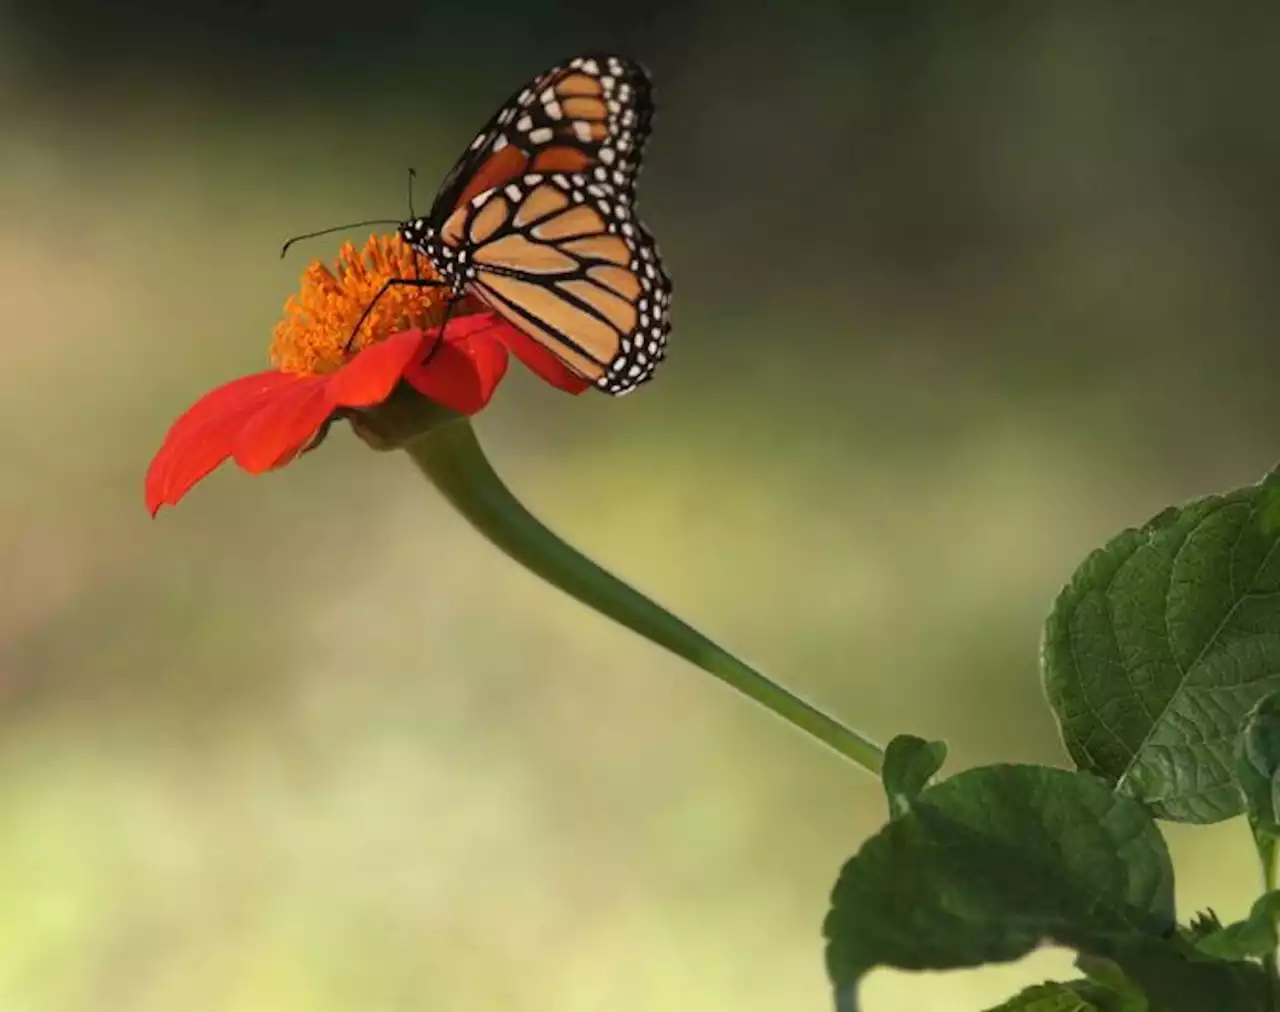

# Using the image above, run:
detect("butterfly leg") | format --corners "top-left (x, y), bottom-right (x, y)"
top-left (343, 277), bottom-right (448, 353)
top-left (418, 295), bottom-right (463, 369)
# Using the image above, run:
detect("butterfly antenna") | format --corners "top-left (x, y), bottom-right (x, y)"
top-left (407, 167), bottom-right (417, 218)
top-left (279, 218), bottom-right (402, 259)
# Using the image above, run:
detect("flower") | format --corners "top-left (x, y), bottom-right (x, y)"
top-left (145, 234), bottom-right (590, 515)
top-left (143, 238), bottom-right (886, 779)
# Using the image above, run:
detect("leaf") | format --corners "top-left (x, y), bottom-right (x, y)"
top-left (1260, 482), bottom-right (1280, 535)
top-left (1179, 909), bottom-right (1224, 944)
top-left (984, 981), bottom-right (1127, 1012)
top-left (1074, 954), bottom-right (1149, 1011)
top-left (882, 734), bottom-right (947, 818)
top-left (1237, 693), bottom-right (1280, 837)
top-left (1042, 468), bottom-right (1280, 823)
top-left (824, 764), bottom-right (1262, 1012)
top-left (1192, 892), bottom-right (1280, 961)
top-left (1106, 935), bottom-right (1269, 1009)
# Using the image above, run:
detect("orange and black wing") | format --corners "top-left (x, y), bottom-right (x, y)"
top-left (437, 171), bottom-right (670, 395)
top-left (428, 54), bottom-right (654, 224)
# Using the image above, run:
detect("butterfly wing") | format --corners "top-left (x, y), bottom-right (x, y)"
top-left (413, 53), bottom-right (668, 394)
top-left (428, 54), bottom-right (655, 224)
top-left (438, 172), bottom-right (670, 395)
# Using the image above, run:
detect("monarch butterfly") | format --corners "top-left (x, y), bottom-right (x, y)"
top-left (396, 53), bottom-right (672, 396)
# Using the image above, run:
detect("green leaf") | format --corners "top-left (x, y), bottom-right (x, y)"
top-left (1237, 694), bottom-right (1280, 837)
top-left (1042, 468), bottom-right (1280, 823)
top-left (1179, 909), bottom-right (1225, 944)
top-left (882, 734), bottom-right (947, 818)
top-left (1260, 482), bottom-right (1280, 535)
top-left (1074, 954), bottom-right (1149, 1011)
top-left (824, 764), bottom-right (1262, 1012)
top-left (1192, 892), bottom-right (1280, 961)
top-left (984, 981), bottom-right (1128, 1012)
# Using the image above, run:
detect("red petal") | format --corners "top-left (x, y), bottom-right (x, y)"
top-left (495, 321), bottom-right (594, 394)
top-left (145, 371), bottom-right (301, 515)
top-left (402, 315), bottom-right (511, 414)
top-left (231, 375), bottom-right (333, 474)
top-left (324, 329), bottom-right (429, 407)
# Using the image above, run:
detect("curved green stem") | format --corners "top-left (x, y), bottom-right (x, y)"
top-left (405, 418), bottom-right (884, 776)
top-left (1260, 833), bottom-right (1280, 1009)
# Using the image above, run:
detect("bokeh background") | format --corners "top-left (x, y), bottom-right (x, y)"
top-left (2, 2), bottom-right (1279, 1009)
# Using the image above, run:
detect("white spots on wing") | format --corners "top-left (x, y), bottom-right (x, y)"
top-left (448, 55), bottom-right (666, 397)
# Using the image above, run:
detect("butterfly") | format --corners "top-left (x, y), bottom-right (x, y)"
top-left (398, 53), bottom-right (671, 396)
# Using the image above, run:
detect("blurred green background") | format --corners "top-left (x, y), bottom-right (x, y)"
top-left (2, 2), bottom-right (1279, 1009)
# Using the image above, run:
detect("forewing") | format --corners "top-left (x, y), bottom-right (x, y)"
top-left (429, 54), bottom-right (655, 222)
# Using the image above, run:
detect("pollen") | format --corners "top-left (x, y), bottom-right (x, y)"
top-left (270, 234), bottom-right (450, 376)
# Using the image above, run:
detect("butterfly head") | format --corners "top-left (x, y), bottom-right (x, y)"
top-left (399, 216), bottom-right (468, 295)
top-left (399, 218), bottom-right (434, 250)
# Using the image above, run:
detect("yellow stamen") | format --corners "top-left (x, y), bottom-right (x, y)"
top-left (270, 234), bottom-right (450, 376)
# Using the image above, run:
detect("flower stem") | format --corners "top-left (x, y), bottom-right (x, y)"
top-left (406, 418), bottom-right (884, 776)
top-left (1260, 831), bottom-right (1280, 1009)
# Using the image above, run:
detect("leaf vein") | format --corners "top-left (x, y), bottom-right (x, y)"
top-left (1116, 503), bottom-right (1277, 795)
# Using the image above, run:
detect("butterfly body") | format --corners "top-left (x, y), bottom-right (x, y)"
top-left (400, 54), bottom-right (671, 395)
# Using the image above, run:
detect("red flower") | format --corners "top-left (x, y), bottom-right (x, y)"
top-left (145, 235), bottom-right (590, 515)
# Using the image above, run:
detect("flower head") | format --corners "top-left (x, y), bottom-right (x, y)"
top-left (145, 234), bottom-right (590, 514)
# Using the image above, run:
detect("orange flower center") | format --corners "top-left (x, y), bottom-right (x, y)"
top-left (270, 234), bottom-right (450, 376)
